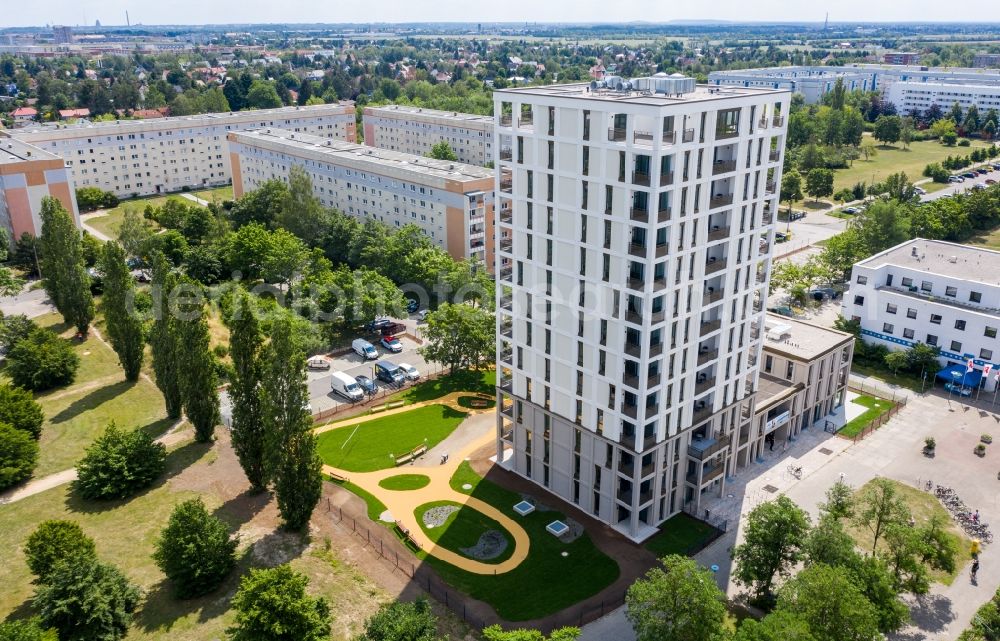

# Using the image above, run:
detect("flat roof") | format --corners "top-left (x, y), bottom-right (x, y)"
top-left (494, 82), bottom-right (787, 105)
top-left (755, 374), bottom-right (801, 413)
top-left (0, 138), bottom-right (61, 165)
top-left (763, 313), bottom-right (854, 361)
top-left (365, 104), bottom-right (492, 124)
top-left (856, 238), bottom-right (1000, 287)
top-left (11, 102), bottom-right (354, 135)
top-left (231, 128), bottom-right (494, 182)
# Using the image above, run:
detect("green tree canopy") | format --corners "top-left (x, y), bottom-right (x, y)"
top-left (419, 303), bottom-right (495, 371)
top-left (732, 496), bottom-right (811, 605)
top-left (153, 498), bottom-right (238, 598)
top-left (775, 564), bottom-right (881, 641)
top-left (5, 327), bottom-right (79, 392)
top-left (39, 196), bottom-right (94, 333)
top-left (34, 555), bottom-right (141, 641)
top-left (0, 382), bottom-right (45, 438)
top-left (626, 554), bottom-right (726, 641)
top-left (426, 140), bottom-right (458, 161)
top-left (98, 242), bottom-right (145, 381)
top-left (24, 520), bottom-right (97, 583)
top-left (227, 565), bottom-right (330, 641)
top-left (74, 422), bottom-right (167, 500)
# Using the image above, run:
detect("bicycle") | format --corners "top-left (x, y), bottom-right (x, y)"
top-left (787, 464), bottom-right (803, 479)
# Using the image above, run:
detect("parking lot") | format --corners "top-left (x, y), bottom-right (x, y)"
top-left (220, 314), bottom-right (443, 423)
top-left (921, 163), bottom-right (1000, 202)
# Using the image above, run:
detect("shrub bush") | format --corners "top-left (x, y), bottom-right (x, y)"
top-left (75, 422), bottom-right (166, 500)
top-left (153, 498), bottom-right (238, 598)
top-left (34, 555), bottom-right (141, 641)
top-left (0, 314), bottom-right (38, 353)
top-left (0, 382), bottom-right (45, 438)
top-left (5, 328), bottom-right (80, 391)
top-left (0, 422), bottom-right (38, 489)
top-left (228, 565), bottom-right (330, 641)
top-left (24, 520), bottom-right (98, 583)
top-left (0, 618), bottom-right (57, 641)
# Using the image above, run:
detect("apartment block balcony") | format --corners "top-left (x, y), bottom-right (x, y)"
top-left (518, 113), bottom-right (534, 128)
top-left (621, 403), bottom-right (639, 419)
top-left (499, 295), bottom-right (513, 311)
top-left (500, 322), bottom-right (513, 339)
top-left (625, 308), bottom-right (643, 325)
top-left (700, 319), bottom-right (722, 336)
top-left (765, 181), bottom-right (776, 195)
top-left (647, 371), bottom-right (662, 387)
top-left (707, 226), bottom-right (731, 243)
top-left (498, 267), bottom-right (512, 282)
top-left (704, 288), bottom-right (724, 305)
top-left (687, 463), bottom-right (724, 486)
top-left (500, 114), bottom-right (512, 127)
top-left (499, 347), bottom-right (513, 364)
top-left (761, 212), bottom-right (773, 225)
top-left (657, 206), bottom-right (671, 223)
top-left (712, 160), bottom-right (737, 175)
top-left (649, 342), bottom-right (664, 357)
top-left (759, 242), bottom-right (771, 255)
top-left (625, 341), bottom-right (642, 358)
top-left (769, 150), bottom-right (780, 162)
top-left (632, 171), bottom-right (651, 187)
top-left (500, 398), bottom-right (514, 417)
top-left (682, 128), bottom-right (695, 143)
top-left (499, 148), bottom-right (513, 161)
top-left (499, 239), bottom-right (513, 253)
top-left (663, 130), bottom-right (676, 144)
top-left (500, 176), bottom-right (513, 193)
top-left (500, 210), bottom-right (512, 225)
top-left (758, 116), bottom-right (768, 128)
top-left (773, 115), bottom-right (784, 127)
top-left (716, 128), bottom-right (740, 140)
top-left (627, 276), bottom-right (645, 291)
top-left (710, 194), bottom-right (734, 209)
top-left (695, 376), bottom-right (717, 396)
top-left (691, 405), bottom-right (713, 426)
top-left (623, 373), bottom-right (640, 390)
top-left (697, 348), bottom-right (719, 366)
top-left (654, 243), bottom-right (670, 258)
top-left (630, 207), bottom-right (649, 223)
top-left (688, 433), bottom-right (731, 461)
top-left (705, 258), bottom-right (727, 275)
top-left (659, 171), bottom-right (674, 187)
top-left (608, 127), bottom-right (628, 142)
top-left (628, 243), bottom-right (647, 258)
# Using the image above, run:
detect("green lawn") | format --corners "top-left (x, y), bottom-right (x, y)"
top-left (85, 196), bottom-right (166, 239)
top-left (315, 405), bottom-right (468, 472)
top-left (851, 362), bottom-right (925, 394)
top-left (189, 185), bottom-right (234, 203)
top-left (415, 500), bottom-right (515, 565)
top-left (394, 369), bottom-right (495, 405)
top-left (839, 394), bottom-right (897, 438)
top-left (439, 462), bottom-right (620, 621)
top-left (846, 479), bottom-right (971, 586)
top-left (644, 513), bottom-right (721, 558)
top-left (832, 135), bottom-right (991, 194)
top-left (378, 474), bottom-right (431, 491)
top-left (970, 224), bottom-right (1000, 251)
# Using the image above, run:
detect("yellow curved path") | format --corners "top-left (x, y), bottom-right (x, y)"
top-left (323, 411), bottom-right (531, 575)
top-left (313, 391), bottom-right (493, 436)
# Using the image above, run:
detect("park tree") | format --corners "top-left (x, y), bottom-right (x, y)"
top-left (153, 498), bottom-right (238, 598)
top-left (949, 101), bottom-right (964, 126)
top-left (228, 179), bottom-right (289, 229)
top-left (98, 242), bottom-right (144, 381)
top-left (850, 200), bottom-right (911, 257)
top-left (482, 627), bottom-right (581, 641)
top-left (277, 165), bottom-right (329, 242)
top-left (175, 280), bottom-right (220, 443)
top-left (244, 80), bottom-right (282, 109)
top-left (74, 422), bottom-right (166, 500)
top-left (882, 523), bottom-right (930, 595)
top-left (0, 383), bottom-right (45, 438)
top-left (732, 496), bottom-right (811, 606)
top-left (803, 515), bottom-right (859, 569)
top-left (780, 170), bottom-right (803, 214)
top-left (224, 223), bottom-right (309, 288)
top-left (626, 555), bottom-right (726, 641)
top-left (859, 139), bottom-right (878, 161)
top-left (226, 289), bottom-right (268, 492)
top-left (39, 197), bottom-right (94, 333)
top-left (885, 350), bottom-right (910, 375)
top-left (733, 610), bottom-right (816, 641)
top-left (873, 115), bottom-right (902, 145)
top-left (840, 107), bottom-right (865, 147)
top-left (0, 314), bottom-right (37, 353)
top-left (849, 555), bottom-right (910, 633)
top-left (917, 514), bottom-right (958, 575)
top-left (0, 422), bottom-right (38, 489)
top-left (882, 172), bottom-right (916, 202)
top-left (426, 140), bottom-right (458, 161)
top-left (34, 555), bottom-right (141, 641)
top-left (261, 315), bottom-right (323, 531)
top-left (805, 168), bottom-right (834, 203)
top-left (227, 565), bottom-right (330, 641)
top-left (24, 520), bottom-right (97, 583)
top-left (0, 619), bottom-right (57, 641)
top-left (149, 253), bottom-right (183, 419)
top-left (357, 598), bottom-right (438, 641)
top-left (6, 327), bottom-right (79, 391)
top-left (818, 479), bottom-right (855, 520)
top-left (419, 303), bottom-right (495, 371)
top-left (776, 564), bottom-right (881, 641)
top-left (854, 478), bottom-right (911, 555)
top-left (964, 105), bottom-right (981, 133)
top-left (930, 117), bottom-right (957, 142)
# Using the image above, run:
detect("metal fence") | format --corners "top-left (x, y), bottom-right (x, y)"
top-left (324, 500), bottom-right (629, 632)
top-left (841, 383), bottom-right (908, 443)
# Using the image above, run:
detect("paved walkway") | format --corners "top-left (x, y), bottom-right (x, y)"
top-left (322, 407), bottom-right (534, 576)
top-left (180, 193), bottom-right (210, 207)
top-left (312, 391), bottom-right (492, 436)
top-left (78, 210), bottom-right (113, 241)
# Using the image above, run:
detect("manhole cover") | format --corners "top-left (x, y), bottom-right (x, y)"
top-left (763, 484), bottom-right (779, 493)
top-left (727, 494), bottom-right (735, 498)
top-left (819, 448), bottom-right (833, 455)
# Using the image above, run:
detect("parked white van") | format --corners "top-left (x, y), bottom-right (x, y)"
top-left (352, 338), bottom-right (378, 360)
top-left (330, 371), bottom-right (364, 402)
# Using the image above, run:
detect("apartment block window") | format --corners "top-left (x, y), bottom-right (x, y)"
top-left (926, 334), bottom-right (938, 346)
top-left (971, 291), bottom-right (983, 303)
top-left (582, 146), bottom-right (590, 176)
top-left (526, 170), bottom-right (533, 198)
top-left (602, 254), bottom-right (610, 282)
top-left (547, 141), bottom-right (554, 169)
top-left (517, 136), bottom-right (524, 163)
top-left (950, 340), bottom-right (962, 352)
top-left (786, 361), bottom-right (794, 380)
top-left (547, 174), bottom-right (554, 202)
top-left (582, 110), bottom-right (591, 141)
top-left (886, 303), bottom-right (897, 314)
top-left (987, 326), bottom-right (998, 339)
top-left (921, 281), bottom-right (933, 293)
top-left (903, 328), bottom-right (915, 339)
top-left (955, 319), bottom-right (967, 331)
top-left (901, 277), bottom-right (913, 288)
top-left (853, 295), bottom-right (865, 306)
top-left (883, 323), bottom-right (894, 334)
top-left (930, 314), bottom-right (942, 325)
top-left (945, 286), bottom-right (958, 297)
top-left (907, 308), bottom-right (917, 319)
top-left (548, 106), bottom-right (555, 136)
top-left (605, 185), bottom-right (614, 215)
top-left (764, 354), bottom-right (773, 373)
top-left (856, 275), bottom-right (868, 285)
top-left (981, 348), bottom-right (994, 360)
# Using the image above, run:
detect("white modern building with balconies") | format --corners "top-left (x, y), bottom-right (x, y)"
top-left (492, 77), bottom-right (789, 540)
top-left (843, 239), bottom-right (1000, 387)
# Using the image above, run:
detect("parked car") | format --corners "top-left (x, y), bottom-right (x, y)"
top-left (767, 306), bottom-right (794, 317)
top-left (992, 163), bottom-right (1000, 170)
top-left (352, 338), bottom-right (378, 360)
top-left (416, 309), bottom-right (430, 322)
top-left (972, 183), bottom-right (987, 191)
top-left (986, 179), bottom-right (997, 185)
top-left (962, 172), bottom-right (978, 179)
top-left (775, 232), bottom-right (790, 243)
top-left (913, 186), bottom-right (926, 195)
top-left (380, 335), bottom-right (403, 353)
top-left (379, 322), bottom-right (406, 336)
top-left (977, 167), bottom-right (990, 174)
top-left (306, 357), bottom-right (331, 371)
top-left (949, 176), bottom-right (964, 183)
top-left (842, 207), bottom-right (859, 214)
top-left (786, 211), bottom-right (805, 221)
top-left (355, 375), bottom-right (378, 396)
top-left (944, 382), bottom-right (972, 397)
top-left (367, 318), bottom-right (392, 332)
top-left (374, 360), bottom-right (406, 387)
top-left (397, 363), bottom-right (420, 381)
top-left (406, 298), bottom-right (420, 314)
top-left (330, 371), bottom-right (364, 402)
top-left (808, 287), bottom-right (841, 301)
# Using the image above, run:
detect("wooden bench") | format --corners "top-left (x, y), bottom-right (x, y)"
top-left (395, 520), bottom-right (420, 549)
top-left (393, 444), bottom-right (428, 467)
top-left (327, 471), bottom-right (349, 483)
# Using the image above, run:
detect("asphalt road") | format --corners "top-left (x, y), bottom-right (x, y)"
top-left (0, 285), bottom-right (56, 319)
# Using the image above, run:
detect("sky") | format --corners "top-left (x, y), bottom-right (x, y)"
top-left (8, 0), bottom-right (1000, 28)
